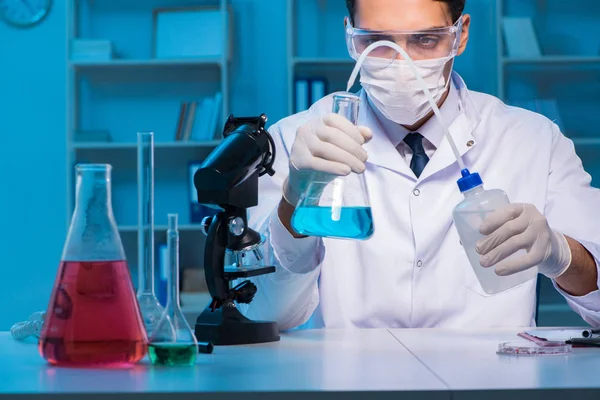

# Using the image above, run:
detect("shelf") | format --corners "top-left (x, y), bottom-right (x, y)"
top-left (572, 138), bottom-right (600, 146)
top-left (70, 57), bottom-right (223, 69)
top-left (293, 57), bottom-right (355, 65)
top-left (119, 224), bottom-right (205, 233)
top-left (537, 303), bottom-right (574, 313)
top-left (72, 140), bottom-right (222, 150)
top-left (503, 56), bottom-right (600, 65)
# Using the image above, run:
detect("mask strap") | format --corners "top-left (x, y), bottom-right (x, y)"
top-left (346, 41), bottom-right (465, 171)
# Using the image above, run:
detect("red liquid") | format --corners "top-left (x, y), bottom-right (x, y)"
top-left (39, 260), bottom-right (148, 367)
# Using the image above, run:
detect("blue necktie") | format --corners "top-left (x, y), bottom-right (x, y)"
top-left (403, 133), bottom-right (430, 178)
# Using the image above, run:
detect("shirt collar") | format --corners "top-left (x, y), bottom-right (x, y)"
top-left (368, 78), bottom-right (462, 149)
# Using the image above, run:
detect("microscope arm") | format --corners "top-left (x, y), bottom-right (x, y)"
top-left (203, 212), bottom-right (229, 309)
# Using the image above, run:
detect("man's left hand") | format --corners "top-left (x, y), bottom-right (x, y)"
top-left (476, 204), bottom-right (572, 279)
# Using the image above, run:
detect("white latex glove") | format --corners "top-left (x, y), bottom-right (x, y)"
top-left (283, 113), bottom-right (373, 206)
top-left (475, 204), bottom-right (572, 279)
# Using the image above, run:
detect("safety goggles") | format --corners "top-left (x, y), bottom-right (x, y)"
top-left (346, 17), bottom-right (463, 62)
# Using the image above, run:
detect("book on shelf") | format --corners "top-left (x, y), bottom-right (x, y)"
top-left (175, 92), bottom-right (223, 141)
top-left (310, 79), bottom-right (326, 105)
top-left (175, 102), bottom-right (188, 141)
top-left (502, 17), bottom-right (541, 58)
top-left (294, 79), bottom-right (309, 113)
top-left (181, 101), bottom-right (198, 141)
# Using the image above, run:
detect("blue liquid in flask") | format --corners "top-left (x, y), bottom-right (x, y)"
top-left (291, 205), bottom-right (374, 240)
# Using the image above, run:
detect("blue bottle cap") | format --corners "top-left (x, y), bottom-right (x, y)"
top-left (457, 169), bottom-right (483, 192)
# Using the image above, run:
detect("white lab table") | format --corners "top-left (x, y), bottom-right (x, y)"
top-left (0, 328), bottom-right (599, 399)
top-left (389, 328), bottom-right (600, 399)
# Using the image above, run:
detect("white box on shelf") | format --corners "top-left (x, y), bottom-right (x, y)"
top-left (502, 17), bottom-right (542, 58)
top-left (71, 39), bottom-right (113, 61)
top-left (153, 7), bottom-right (226, 59)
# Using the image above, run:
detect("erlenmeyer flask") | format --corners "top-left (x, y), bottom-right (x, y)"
top-left (136, 132), bottom-right (165, 335)
top-left (39, 164), bottom-right (147, 367)
top-left (148, 214), bottom-right (198, 366)
top-left (292, 93), bottom-right (374, 240)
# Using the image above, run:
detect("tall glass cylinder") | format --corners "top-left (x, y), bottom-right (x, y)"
top-left (137, 132), bottom-right (164, 335)
top-left (291, 93), bottom-right (374, 240)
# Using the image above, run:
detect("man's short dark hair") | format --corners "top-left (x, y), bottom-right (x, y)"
top-left (345, 0), bottom-right (466, 25)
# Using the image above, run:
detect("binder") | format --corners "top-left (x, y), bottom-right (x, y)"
top-left (310, 78), bottom-right (326, 105)
top-left (294, 79), bottom-right (309, 113)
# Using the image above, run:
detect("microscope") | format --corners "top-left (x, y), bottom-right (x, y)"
top-left (193, 114), bottom-right (280, 346)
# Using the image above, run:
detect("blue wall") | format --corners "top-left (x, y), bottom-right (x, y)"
top-left (0, 2), bottom-right (67, 329)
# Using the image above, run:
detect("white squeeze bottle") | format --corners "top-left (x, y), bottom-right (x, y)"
top-left (452, 169), bottom-right (538, 295)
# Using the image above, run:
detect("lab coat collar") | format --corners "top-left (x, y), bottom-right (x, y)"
top-left (360, 71), bottom-right (481, 181)
top-left (418, 72), bottom-right (481, 182)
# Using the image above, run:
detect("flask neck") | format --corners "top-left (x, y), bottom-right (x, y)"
top-left (63, 164), bottom-right (124, 262)
top-left (166, 228), bottom-right (182, 311)
top-left (74, 165), bottom-right (114, 212)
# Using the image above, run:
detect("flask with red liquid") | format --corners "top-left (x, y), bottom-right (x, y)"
top-left (39, 164), bottom-right (148, 367)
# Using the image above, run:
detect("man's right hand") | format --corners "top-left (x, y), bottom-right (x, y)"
top-left (279, 113), bottom-right (373, 236)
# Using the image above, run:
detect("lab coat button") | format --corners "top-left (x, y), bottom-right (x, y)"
top-left (413, 189), bottom-right (421, 196)
top-left (417, 260), bottom-right (423, 268)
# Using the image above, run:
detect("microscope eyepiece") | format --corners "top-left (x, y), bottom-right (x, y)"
top-left (194, 114), bottom-right (276, 209)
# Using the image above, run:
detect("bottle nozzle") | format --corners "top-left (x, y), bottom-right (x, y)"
top-left (457, 169), bottom-right (483, 193)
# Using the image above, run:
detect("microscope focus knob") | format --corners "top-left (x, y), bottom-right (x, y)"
top-left (201, 216), bottom-right (213, 236)
top-left (228, 217), bottom-right (245, 236)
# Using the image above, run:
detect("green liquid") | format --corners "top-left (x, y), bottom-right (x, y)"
top-left (148, 343), bottom-right (197, 366)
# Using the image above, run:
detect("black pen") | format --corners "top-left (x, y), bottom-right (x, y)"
top-left (567, 337), bottom-right (600, 347)
top-left (582, 329), bottom-right (600, 338)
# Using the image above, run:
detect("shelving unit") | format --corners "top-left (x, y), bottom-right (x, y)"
top-left (286, 0), bottom-right (357, 116)
top-left (65, 0), bottom-right (231, 299)
top-left (503, 56), bottom-right (600, 65)
top-left (496, 0), bottom-right (599, 326)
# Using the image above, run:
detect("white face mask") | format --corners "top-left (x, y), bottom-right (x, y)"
top-left (347, 41), bottom-right (455, 127)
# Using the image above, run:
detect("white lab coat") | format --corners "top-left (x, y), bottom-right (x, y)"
top-left (239, 72), bottom-right (600, 330)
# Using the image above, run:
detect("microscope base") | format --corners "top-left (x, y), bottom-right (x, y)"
top-left (194, 304), bottom-right (280, 346)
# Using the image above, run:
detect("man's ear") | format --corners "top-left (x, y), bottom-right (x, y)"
top-left (457, 14), bottom-right (471, 56)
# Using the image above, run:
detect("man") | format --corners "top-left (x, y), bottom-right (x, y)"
top-left (239, 0), bottom-right (600, 330)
